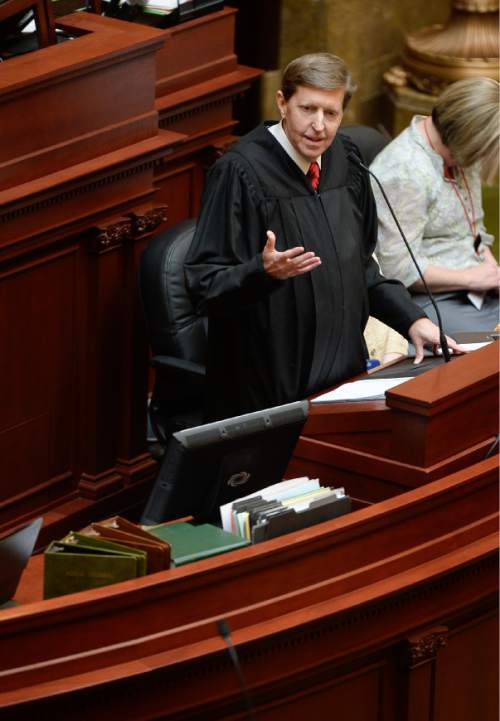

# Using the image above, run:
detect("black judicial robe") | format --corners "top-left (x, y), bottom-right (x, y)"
top-left (185, 123), bottom-right (424, 421)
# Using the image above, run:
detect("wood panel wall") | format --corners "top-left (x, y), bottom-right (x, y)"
top-left (0, 8), bottom-right (260, 542)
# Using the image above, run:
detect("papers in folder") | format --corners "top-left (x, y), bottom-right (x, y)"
top-left (220, 477), bottom-right (351, 544)
top-left (311, 377), bottom-right (411, 403)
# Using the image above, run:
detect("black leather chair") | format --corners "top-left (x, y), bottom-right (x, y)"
top-left (139, 218), bottom-right (206, 451)
top-left (340, 124), bottom-right (390, 165)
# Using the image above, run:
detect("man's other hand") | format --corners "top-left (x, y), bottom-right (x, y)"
top-left (408, 317), bottom-right (465, 364)
top-left (263, 230), bottom-right (321, 280)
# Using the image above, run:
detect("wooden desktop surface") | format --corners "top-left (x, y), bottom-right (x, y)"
top-left (288, 343), bottom-right (499, 503)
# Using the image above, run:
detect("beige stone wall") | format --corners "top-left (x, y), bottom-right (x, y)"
top-left (262, 0), bottom-right (450, 129)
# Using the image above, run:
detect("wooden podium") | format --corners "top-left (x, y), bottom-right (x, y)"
top-left (288, 343), bottom-right (499, 501)
top-left (1, 346), bottom-right (498, 720)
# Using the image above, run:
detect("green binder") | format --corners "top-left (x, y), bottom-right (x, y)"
top-left (44, 532), bottom-right (147, 599)
top-left (147, 522), bottom-right (250, 566)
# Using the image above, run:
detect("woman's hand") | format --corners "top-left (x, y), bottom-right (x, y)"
top-left (464, 261), bottom-right (500, 292)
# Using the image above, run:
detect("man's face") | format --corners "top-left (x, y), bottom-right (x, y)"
top-left (276, 85), bottom-right (345, 162)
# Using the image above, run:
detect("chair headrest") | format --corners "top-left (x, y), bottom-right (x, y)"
top-left (339, 125), bottom-right (389, 166)
top-left (140, 218), bottom-right (206, 364)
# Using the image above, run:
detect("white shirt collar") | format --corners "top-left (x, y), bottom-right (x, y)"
top-left (268, 121), bottom-right (322, 174)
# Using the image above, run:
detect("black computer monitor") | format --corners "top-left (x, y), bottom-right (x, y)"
top-left (140, 400), bottom-right (309, 525)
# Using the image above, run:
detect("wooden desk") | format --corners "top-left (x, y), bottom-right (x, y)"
top-left (1, 345), bottom-right (498, 719)
top-left (2, 455), bottom-right (498, 721)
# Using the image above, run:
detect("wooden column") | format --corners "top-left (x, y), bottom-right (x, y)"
top-left (399, 626), bottom-right (448, 721)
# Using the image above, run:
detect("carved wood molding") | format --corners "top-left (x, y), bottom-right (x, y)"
top-left (0, 162), bottom-right (155, 225)
top-left (209, 135), bottom-right (239, 161)
top-left (159, 94), bottom-right (236, 128)
top-left (78, 470), bottom-right (124, 500)
top-left (194, 135), bottom-right (239, 171)
top-left (145, 554), bottom-right (496, 695)
top-left (405, 625), bottom-right (448, 667)
top-left (129, 206), bottom-right (168, 236)
top-left (87, 206), bottom-right (168, 253)
top-left (89, 219), bottom-right (134, 253)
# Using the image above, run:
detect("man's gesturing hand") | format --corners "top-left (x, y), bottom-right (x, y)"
top-left (262, 230), bottom-right (321, 280)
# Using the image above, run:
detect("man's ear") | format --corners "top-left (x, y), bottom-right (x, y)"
top-left (276, 90), bottom-right (286, 118)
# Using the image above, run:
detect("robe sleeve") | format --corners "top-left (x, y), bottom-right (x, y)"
top-left (355, 158), bottom-right (426, 337)
top-left (184, 156), bottom-right (282, 316)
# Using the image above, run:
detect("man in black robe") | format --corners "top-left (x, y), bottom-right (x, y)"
top-left (185, 53), bottom-right (460, 421)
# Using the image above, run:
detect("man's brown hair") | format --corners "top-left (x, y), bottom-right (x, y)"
top-left (281, 52), bottom-right (356, 108)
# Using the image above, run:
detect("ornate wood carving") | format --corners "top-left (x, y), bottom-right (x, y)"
top-left (89, 219), bottom-right (134, 253)
top-left (87, 206), bottom-right (168, 253)
top-left (129, 206), bottom-right (168, 236)
top-left (405, 626), bottom-right (448, 668)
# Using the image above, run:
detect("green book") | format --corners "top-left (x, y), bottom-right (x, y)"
top-left (65, 532), bottom-right (148, 576)
top-left (147, 522), bottom-right (250, 566)
top-left (44, 532), bottom-right (147, 599)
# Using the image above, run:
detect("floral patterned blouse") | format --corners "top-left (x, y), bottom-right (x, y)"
top-left (370, 115), bottom-right (493, 288)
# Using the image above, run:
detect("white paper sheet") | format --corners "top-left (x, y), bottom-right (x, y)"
top-left (311, 377), bottom-right (411, 404)
top-left (467, 291), bottom-right (485, 310)
top-left (219, 476), bottom-right (319, 532)
top-left (459, 342), bottom-right (492, 351)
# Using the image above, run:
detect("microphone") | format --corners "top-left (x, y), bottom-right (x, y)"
top-left (347, 151), bottom-right (451, 362)
top-left (217, 619), bottom-right (257, 721)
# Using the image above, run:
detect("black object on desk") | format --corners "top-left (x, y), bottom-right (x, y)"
top-left (0, 516), bottom-right (43, 607)
top-left (102, 0), bottom-right (224, 27)
top-left (141, 400), bottom-right (309, 525)
top-left (369, 355), bottom-right (458, 380)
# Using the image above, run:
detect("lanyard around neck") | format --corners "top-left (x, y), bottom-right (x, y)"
top-left (449, 167), bottom-right (478, 244)
top-left (424, 117), bottom-right (480, 253)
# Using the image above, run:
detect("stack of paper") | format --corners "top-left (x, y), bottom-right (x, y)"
top-left (220, 477), bottom-right (351, 544)
top-left (311, 378), bottom-right (411, 403)
top-left (141, 0), bottom-right (189, 14)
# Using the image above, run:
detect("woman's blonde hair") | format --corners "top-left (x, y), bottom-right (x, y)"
top-left (433, 77), bottom-right (499, 181)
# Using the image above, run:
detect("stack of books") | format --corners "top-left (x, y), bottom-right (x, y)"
top-left (220, 477), bottom-right (351, 544)
top-left (44, 517), bottom-right (249, 598)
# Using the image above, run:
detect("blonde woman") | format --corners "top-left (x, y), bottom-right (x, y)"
top-left (371, 77), bottom-right (499, 333)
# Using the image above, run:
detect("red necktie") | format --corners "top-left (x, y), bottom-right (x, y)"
top-left (307, 161), bottom-right (320, 191)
